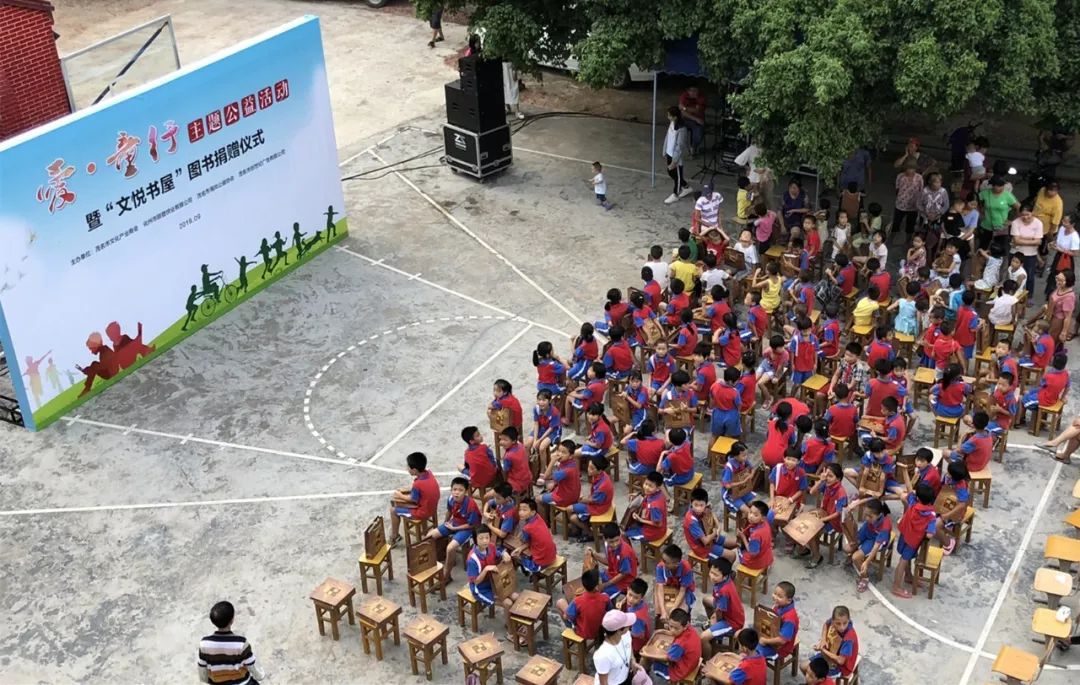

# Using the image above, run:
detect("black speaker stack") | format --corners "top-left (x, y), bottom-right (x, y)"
top-left (443, 56), bottom-right (512, 180)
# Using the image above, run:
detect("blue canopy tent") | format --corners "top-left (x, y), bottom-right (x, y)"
top-left (651, 37), bottom-right (704, 186)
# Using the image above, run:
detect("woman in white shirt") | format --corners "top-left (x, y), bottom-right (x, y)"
top-left (663, 106), bottom-right (692, 205)
top-left (1045, 212), bottom-right (1080, 299)
top-left (593, 610), bottom-right (652, 685)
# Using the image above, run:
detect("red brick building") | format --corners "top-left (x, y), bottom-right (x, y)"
top-left (0, 0), bottom-right (71, 141)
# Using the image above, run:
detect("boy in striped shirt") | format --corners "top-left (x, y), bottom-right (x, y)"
top-left (198, 601), bottom-right (265, 685)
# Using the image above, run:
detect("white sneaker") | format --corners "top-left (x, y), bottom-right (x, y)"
top-left (664, 193), bottom-right (679, 204)
top-left (678, 186), bottom-right (693, 198)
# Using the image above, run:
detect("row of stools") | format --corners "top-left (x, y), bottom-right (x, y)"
top-left (989, 478), bottom-right (1080, 684)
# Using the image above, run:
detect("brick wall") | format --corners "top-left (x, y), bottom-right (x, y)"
top-left (0, 2), bottom-right (71, 141)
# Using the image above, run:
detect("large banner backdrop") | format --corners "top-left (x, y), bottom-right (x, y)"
top-left (0, 16), bottom-right (347, 430)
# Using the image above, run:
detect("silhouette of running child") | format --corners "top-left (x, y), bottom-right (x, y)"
top-left (107, 321), bottom-right (155, 372)
top-left (45, 358), bottom-right (62, 393)
top-left (76, 333), bottom-right (117, 397)
top-left (303, 229), bottom-right (324, 254)
top-left (200, 264), bottom-right (223, 301)
top-left (255, 239), bottom-right (274, 279)
top-left (64, 369), bottom-right (77, 386)
top-left (291, 222), bottom-right (307, 260)
top-left (324, 204), bottom-right (338, 238)
top-left (234, 255), bottom-right (253, 293)
top-left (182, 285), bottom-right (199, 331)
top-left (271, 231), bottom-right (288, 268)
top-left (21, 350), bottom-right (52, 408)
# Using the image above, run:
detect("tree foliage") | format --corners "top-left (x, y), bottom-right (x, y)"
top-left (413, 0), bottom-right (1076, 177)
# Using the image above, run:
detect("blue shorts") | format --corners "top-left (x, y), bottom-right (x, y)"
top-left (652, 663), bottom-right (673, 681)
top-left (932, 402), bottom-right (964, 418)
top-left (858, 539), bottom-right (877, 555)
top-left (625, 525), bottom-right (646, 541)
top-left (571, 502), bottom-right (591, 520)
top-left (607, 370), bottom-right (631, 381)
top-left (723, 491), bottom-right (754, 512)
top-left (757, 643), bottom-right (779, 659)
top-left (711, 409), bottom-right (742, 437)
top-left (582, 444), bottom-right (604, 458)
top-left (394, 506), bottom-right (417, 517)
top-left (707, 540), bottom-right (728, 559)
top-left (538, 382), bottom-right (564, 395)
top-left (740, 329), bottom-right (755, 343)
top-left (470, 582), bottom-right (496, 607)
top-left (663, 470), bottom-right (695, 487)
top-left (519, 556), bottom-right (542, 574)
top-left (631, 410), bottom-right (648, 430)
top-left (792, 370), bottom-right (814, 385)
top-left (1022, 389), bottom-right (1040, 409)
top-left (628, 459), bottom-right (654, 476)
top-left (962, 344), bottom-right (974, 360)
top-left (885, 478), bottom-right (901, 490)
top-left (896, 536), bottom-right (919, 561)
top-left (987, 420), bottom-right (1007, 435)
top-left (707, 620), bottom-right (735, 638)
top-left (540, 492), bottom-right (556, 505)
top-left (568, 360), bottom-right (590, 381)
top-left (598, 571), bottom-right (622, 599)
top-left (437, 525), bottom-right (473, 546)
top-left (594, 321), bottom-right (611, 335)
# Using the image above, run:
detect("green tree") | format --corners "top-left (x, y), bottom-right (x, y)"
top-left (415, 0), bottom-right (1072, 177)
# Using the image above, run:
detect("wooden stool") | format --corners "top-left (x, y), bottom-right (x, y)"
top-left (948, 508), bottom-right (976, 552)
top-left (1065, 507), bottom-right (1080, 535)
top-left (457, 586), bottom-right (496, 632)
top-left (403, 515), bottom-right (436, 547)
top-left (722, 499), bottom-right (745, 532)
top-left (912, 543), bottom-right (942, 599)
top-left (561, 628), bottom-right (590, 674)
top-left (894, 332), bottom-right (916, 361)
top-left (358, 543), bottom-right (393, 596)
top-left (971, 347), bottom-right (995, 378)
top-left (1018, 364), bottom-right (1044, 396)
top-left (309, 578), bottom-right (356, 641)
top-left (508, 590), bottom-right (551, 656)
top-left (357, 596), bottom-right (402, 661)
top-left (765, 639), bottom-right (800, 685)
top-left (708, 436), bottom-right (737, 480)
top-left (459, 633), bottom-right (505, 685)
top-left (551, 504), bottom-right (573, 540)
top-left (969, 467), bottom-right (992, 508)
top-left (404, 616), bottom-right (448, 680)
top-left (515, 655), bottom-right (563, 685)
top-left (991, 644), bottom-right (1041, 685)
top-left (407, 560), bottom-right (446, 614)
top-left (605, 445), bottom-right (621, 483)
top-left (831, 436), bottom-right (851, 464)
top-left (532, 555), bottom-right (568, 594)
top-left (672, 472), bottom-right (703, 514)
top-left (870, 530), bottom-right (897, 580)
top-left (571, 675), bottom-right (593, 685)
top-left (735, 563), bottom-right (768, 606)
top-left (1044, 535), bottom-right (1080, 574)
top-left (913, 367), bottom-right (937, 411)
top-left (1074, 478), bottom-right (1080, 498)
top-left (1032, 607), bottom-right (1073, 649)
top-left (799, 374), bottom-right (829, 406)
top-left (932, 416), bottom-right (959, 448)
top-left (852, 324), bottom-right (873, 347)
top-left (992, 429), bottom-right (1009, 463)
top-left (1031, 400), bottom-right (1064, 438)
top-left (688, 551), bottom-right (711, 594)
top-left (628, 470), bottom-right (646, 496)
top-left (589, 506), bottom-right (617, 553)
top-left (1033, 567), bottom-right (1073, 610)
top-left (639, 529), bottom-right (674, 574)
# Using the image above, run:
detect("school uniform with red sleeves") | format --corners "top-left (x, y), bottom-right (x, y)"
top-left (502, 442), bottom-right (533, 493)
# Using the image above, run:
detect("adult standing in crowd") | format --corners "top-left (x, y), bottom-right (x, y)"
top-left (977, 176), bottom-right (1019, 251)
top-left (663, 106), bottom-right (692, 204)
top-left (892, 161), bottom-right (923, 238)
top-left (838, 147), bottom-right (873, 194)
top-left (917, 172), bottom-right (949, 251)
top-left (426, 4), bottom-right (445, 48)
top-left (1045, 212), bottom-right (1079, 300)
top-left (893, 137), bottom-right (936, 175)
top-left (679, 86), bottom-right (706, 157)
top-left (735, 143), bottom-right (773, 205)
top-left (1011, 203), bottom-right (1044, 301)
top-left (1034, 181), bottom-right (1064, 258)
top-left (1043, 270), bottom-right (1076, 344)
top-left (781, 177), bottom-right (810, 235)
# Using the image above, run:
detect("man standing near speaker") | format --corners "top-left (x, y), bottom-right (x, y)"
top-left (427, 5), bottom-right (445, 49)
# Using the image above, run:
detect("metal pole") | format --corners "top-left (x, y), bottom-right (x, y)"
top-left (651, 72), bottom-right (657, 188)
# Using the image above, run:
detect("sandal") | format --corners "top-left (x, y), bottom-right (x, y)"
top-left (892, 588), bottom-right (913, 599)
top-left (805, 555), bottom-right (825, 569)
top-left (856, 578), bottom-right (869, 594)
top-left (1052, 452), bottom-right (1072, 464)
top-left (388, 535), bottom-right (402, 549)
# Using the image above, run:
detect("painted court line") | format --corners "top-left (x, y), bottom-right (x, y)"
top-left (367, 148), bottom-right (585, 328)
top-left (365, 322), bottom-right (534, 464)
top-left (514, 146), bottom-right (653, 176)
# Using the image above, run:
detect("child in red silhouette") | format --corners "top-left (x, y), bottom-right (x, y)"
top-left (106, 321), bottom-right (155, 371)
top-left (76, 332), bottom-right (119, 396)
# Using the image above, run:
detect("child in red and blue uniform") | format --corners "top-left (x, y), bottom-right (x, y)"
top-left (569, 454), bottom-right (615, 541)
top-left (654, 545), bottom-right (697, 616)
top-left (954, 290), bottom-right (981, 359)
top-left (863, 359), bottom-right (901, 418)
top-left (570, 362), bottom-right (608, 415)
top-left (736, 351), bottom-right (758, 415)
top-left (919, 309), bottom-right (943, 368)
top-left (818, 303), bottom-right (842, 360)
top-left (738, 501), bottom-right (774, 572)
top-left (466, 525), bottom-right (514, 608)
top-left (629, 291), bottom-right (656, 348)
top-left (525, 389), bottom-right (562, 461)
top-left (950, 411), bottom-right (994, 472)
top-left (771, 449), bottom-right (808, 511)
top-left (890, 357), bottom-right (915, 415)
top-left (692, 343), bottom-right (717, 406)
top-left (866, 326), bottom-right (895, 370)
top-left (652, 608), bottom-right (702, 682)
top-left (845, 498), bottom-right (893, 593)
top-left (805, 464), bottom-right (848, 569)
top-left (880, 397), bottom-right (907, 453)
top-left (532, 341), bottom-right (566, 395)
top-left (664, 279), bottom-right (691, 327)
top-left (908, 448), bottom-right (941, 498)
top-left (568, 323), bottom-right (599, 382)
top-left (660, 428), bottom-right (695, 488)
top-left (647, 340), bottom-right (677, 396)
top-left (793, 269), bottom-right (817, 314)
top-left (490, 379), bottom-right (524, 434)
top-left (459, 425), bottom-right (499, 491)
top-left (595, 287), bottom-right (629, 337)
top-left (756, 582), bottom-right (799, 665)
top-left (937, 461), bottom-right (970, 555)
top-left (1019, 353), bottom-right (1069, 427)
top-left (624, 371), bottom-right (651, 432)
top-left (699, 557), bottom-right (744, 650)
top-left (986, 372), bottom-right (1018, 436)
top-left (673, 309), bottom-right (700, 358)
top-left (685, 488), bottom-right (728, 560)
top-left (866, 257), bottom-right (891, 303)
top-left (641, 266), bottom-right (663, 308)
top-left (710, 366), bottom-right (743, 438)
top-left (579, 403), bottom-right (614, 460)
top-left (425, 477), bottom-right (481, 585)
top-left (556, 568), bottom-right (612, 640)
top-left (701, 284), bottom-right (733, 339)
top-left (832, 253), bottom-right (857, 297)
top-left (824, 383), bottom-right (860, 442)
top-left (713, 627), bottom-right (766, 685)
top-left (892, 482), bottom-right (938, 599)
top-left (808, 607), bottom-right (858, 680)
top-left (626, 577), bottom-right (653, 654)
top-left (743, 291), bottom-right (769, 344)
top-left (499, 427), bottom-right (533, 495)
top-left (626, 418), bottom-right (665, 475)
top-left (930, 363), bottom-right (970, 418)
top-left (1020, 320), bottom-right (1055, 370)
top-left (515, 497), bottom-right (556, 574)
top-left (660, 371), bottom-right (699, 436)
top-left (931, 321), bottom-right (963, 377)
top-left (389, 452), bottom-right (441, 547)
top-left (801, 419), bottom-right (837, 476)
top-left (484, 482), bottom-right (518, 547)
top-left (626, 471), bottom-right (668, 542)
top-left (538, 439), bottom-right (581, 515)
top-left (845, 438), bottom-right (902, 497)
top-left (987, 340), bottom-right (1020, 392)
top-left (591, 522), bottom-right (639, 599)
top-left (788, 317), bottom-right (820, 385)
top-left (721, 441), bottom-right (754, 514)
top-left (713, 312), bottom-right (743, 368)
top-left (603, 326), bottom-right (635, 381)
top-left (761, 402), bottom-right (798, 469)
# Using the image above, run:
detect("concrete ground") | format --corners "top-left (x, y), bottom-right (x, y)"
top-left (1, 2), bottom-right (1079, 684)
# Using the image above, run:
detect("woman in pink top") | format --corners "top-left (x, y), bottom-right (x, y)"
top-left (892, 162), bottom-right (924, 237)
top-left (1046, 270), bottom-right (1076, 344)
top-left (1011, 203), bottom-right (1044, 301)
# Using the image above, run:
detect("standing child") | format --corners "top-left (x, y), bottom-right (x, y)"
top-left (931, 321), bottom-right (964, 377)
top-left (889, 282), bottom-right (921, 337)
top-left (588, 161), bottom-right (613, 210)
top-left (831, 208), bottom-right (853, 260)
top-left (710, 366), bottom-right (743, 438)
top-left (975, 241), bottom-right (1006, 290)
top-left (789, 317), bottom-right (820, 385)
top-left (953, 290), bottom-right (982, 361)
top-left (892, 483), bottom-right (938, 599)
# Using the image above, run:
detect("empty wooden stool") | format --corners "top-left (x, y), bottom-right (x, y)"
top-left (571, 673), bottom-right (593, 685)
top-left (689, 551), bottom-right (711, 594)
top-left (913, 367), bottom-right (937, 411)
top-left (457, 586), bottom-right (496, 632)
top-left (508, 590), bottom-right (551, 656)
top-left (1032, 607), bottom-right (1073, 649)
top-left (404, 615), bottom-right (448, 680)
top-left (551, 505), bottom-right (573, 540)
top-left (1032, 400), bottom-right (1065, 438)
top-left (532, 555), bottom-right (568, 594)
top-left (991, 644), bottom-right (1041, 685)
top-left (1044, 535), bottom-right (1080, 574)
top-left (403, 514), bottom-right (437, 547)
top-left (515, 654), bottom-right (563, 685)
top-left (357, 596), bottom-right (402, 661)
top-left (932, 416), bottom-right (960, 448)
top-left (971, 347), bottom-right (995, 379)
top-left (459, 633), bottom-right (505, 685)
top-left (799, 374), bottom-right (829, 406)
top-left (406, 539), bottom-right (446, 613)
top-left (1033, 567), bottom-right (1073, 610)
top-left (589, 506), bottom-right (617, 553)
top-left (969, 467), bottom-right (992, 508)
top-left (708, 436), bottom-right (737, 480)
top-left (561, 628), bottom-right (590, 673)
top-left (309, 577), bottom-right (356, 641)
top-left (735, 563), bottom-right (768, 606)
top-left (639, 529), bottom-right (673, 574)
top-left (358, 546), bottom-right (393, 596)
top-left (672, 472), bottom-right (703, 514)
